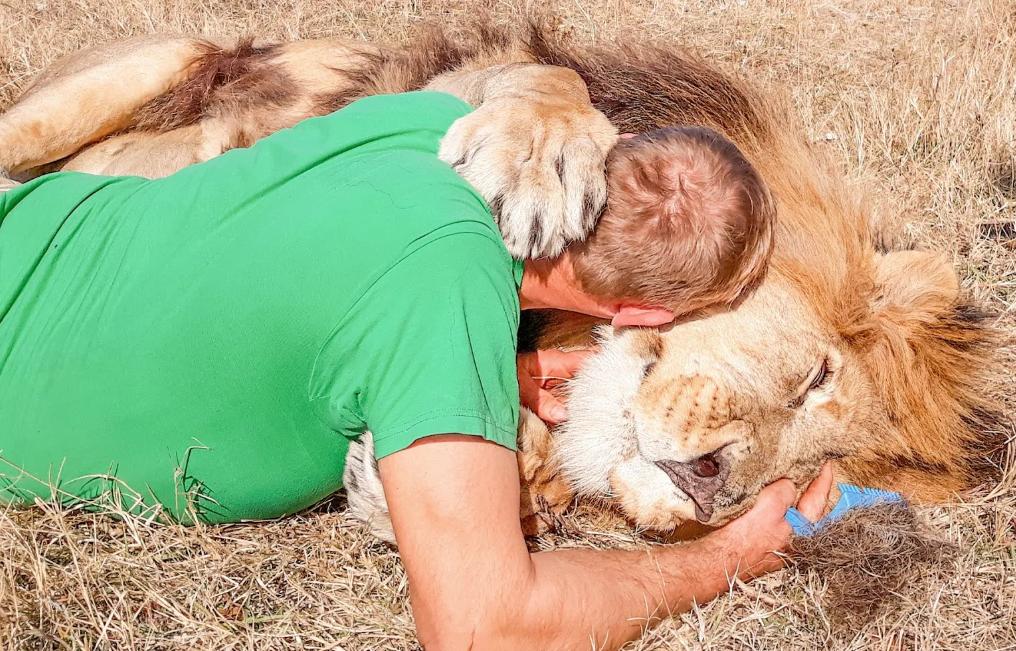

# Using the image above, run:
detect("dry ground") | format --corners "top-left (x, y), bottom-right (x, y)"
top-left (1, 0), bottom-right (1015, 649)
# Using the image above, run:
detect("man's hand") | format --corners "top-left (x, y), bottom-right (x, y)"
top-left (517, 349), bottom-right (594, 424)
top-left (711, 462), bottom-right (835, 578)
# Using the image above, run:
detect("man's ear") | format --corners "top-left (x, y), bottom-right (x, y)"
top-left (873, 250), bottom-right (959, 315)
top-left (611, 306), bottom-right (676, 328)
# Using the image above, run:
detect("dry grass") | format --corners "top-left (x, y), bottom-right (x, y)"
top-left (1, 0), bottom-right (1015, 648)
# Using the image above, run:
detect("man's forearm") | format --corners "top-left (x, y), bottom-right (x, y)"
top-left (466, 478), bottom-right (816, 651)
top-left (471, 536), bottom-right (743, 651)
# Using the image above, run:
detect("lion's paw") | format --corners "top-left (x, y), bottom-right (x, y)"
top-left (440, 97), bottom-right (618, 259)
top-left (517, 407), bottom-right (577, 536)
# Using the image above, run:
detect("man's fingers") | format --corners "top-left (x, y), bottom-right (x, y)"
top-left (518, 361), bottom-right (568, 423)
top-left (796, 462), bottom-right (835, 523)
top-left (535, 390), bottom-right (568, 424)
top-left (525, 349), bottom-right (595, 380)
top-left (518, 366), bottom-right (542, 411)
top-left (753, 478), bottom-right (798, 514)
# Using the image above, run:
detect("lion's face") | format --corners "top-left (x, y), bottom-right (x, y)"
top-left (557, 277), bottom-right (879, 530)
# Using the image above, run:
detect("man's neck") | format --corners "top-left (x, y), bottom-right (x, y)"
top-left (520, 253), bottom-right (678, 328)
top-left (519, 254), bottom-right (617, 318)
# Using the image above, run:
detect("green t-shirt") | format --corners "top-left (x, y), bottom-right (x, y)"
top-left (0, 91), bottom-right (524, 523)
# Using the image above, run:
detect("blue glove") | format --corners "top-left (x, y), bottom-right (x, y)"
top-left (785, 483), bottom-right (904, 537)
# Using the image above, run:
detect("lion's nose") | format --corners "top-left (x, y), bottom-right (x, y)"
top-left (655, 451), bottom-right (730, 523)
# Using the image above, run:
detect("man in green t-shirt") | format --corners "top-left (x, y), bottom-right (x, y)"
top-left (0, 89), bottom-right (831, 650)
top-left (2, 90), bottom-right (528, 522)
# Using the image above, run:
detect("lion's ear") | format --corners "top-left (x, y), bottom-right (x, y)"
top-left (863, 248), bottom-right (1003, 494)
top-left (873, 251), bottom-right (959, 316)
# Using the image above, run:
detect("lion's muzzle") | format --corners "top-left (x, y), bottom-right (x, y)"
top-left (655, 449), bottom-right (732, 523)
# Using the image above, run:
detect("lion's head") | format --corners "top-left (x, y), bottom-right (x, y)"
top-left (523, 31), bottom-right (1007, 529)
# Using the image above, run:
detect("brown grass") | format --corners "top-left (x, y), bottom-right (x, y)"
top-left (1, 0), bottom-right (1015, 649)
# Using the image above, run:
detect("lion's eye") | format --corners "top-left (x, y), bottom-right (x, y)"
top-left (807, 358), bottom-right (830, 392)
top-left (787, 357), bottom-right (833, 408)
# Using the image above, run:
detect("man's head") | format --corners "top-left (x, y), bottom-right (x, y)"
top-left (520, 126), bottom-right (777, 327)
top-left (570, 126), bottom-right (776, 323)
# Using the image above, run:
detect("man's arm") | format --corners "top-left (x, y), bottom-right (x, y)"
top-left (424, 64), bottom-right (618, 259)
top-left (380, 435), bottom-right (833, 651)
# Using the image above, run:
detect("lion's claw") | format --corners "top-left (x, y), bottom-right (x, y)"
top-left (440, 97), bottom-right (618, 259)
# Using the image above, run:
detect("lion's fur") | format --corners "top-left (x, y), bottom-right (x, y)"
top-left (511, 26), bottom-right (1005, 497)
top-left (128, 27), bottom-right (511, 151)
top-left (133, 39), bottom-right (295, 134)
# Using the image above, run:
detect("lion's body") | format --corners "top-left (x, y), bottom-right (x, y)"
top-left (0, 23), bottom-right (1004, 534)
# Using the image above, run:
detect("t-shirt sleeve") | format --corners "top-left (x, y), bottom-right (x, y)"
top-left (311, 230), bottom-right (522, 459)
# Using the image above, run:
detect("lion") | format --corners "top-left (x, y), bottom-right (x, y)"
top-left (0, 22), bottom-right (1007, 543)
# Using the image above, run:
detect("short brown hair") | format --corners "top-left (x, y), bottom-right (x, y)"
top-left (570, 126), bottom-right (776, 312)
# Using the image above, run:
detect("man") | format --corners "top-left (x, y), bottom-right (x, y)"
top-left (0, 89), bottom-right (832, 649)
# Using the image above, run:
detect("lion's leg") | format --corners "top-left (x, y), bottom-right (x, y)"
top-left (342, 412), bottom-right (577, 544)
top-left (343, 432), bottom-right (397, 545)
top-left (0, 35), bottom-right (217, 177)
top-left (14, 37), bottom-right (379, 179)
top-left (60, 123), bottom-right (229, 178)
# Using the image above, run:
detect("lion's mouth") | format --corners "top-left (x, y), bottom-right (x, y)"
top-left (654, 452), bottom-right (731, 523)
